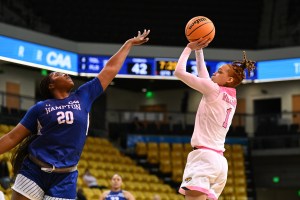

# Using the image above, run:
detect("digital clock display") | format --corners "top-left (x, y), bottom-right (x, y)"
top-left (155, 59), bottom-right (178, 76)
top-left (155, 59), bottom-right (229, 78)
top-left (78, 54), bottom-right (256, 81)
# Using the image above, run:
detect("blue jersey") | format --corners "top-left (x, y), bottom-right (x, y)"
top-left (105, 190), bottom-right (127, 200)
top-left (20, 78), bottom-right (103, 168)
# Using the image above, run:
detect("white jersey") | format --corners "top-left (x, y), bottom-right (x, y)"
top-left (192, 86), bottom-right (236, 151)
top-left (174, 47), bottom-right (237, 152)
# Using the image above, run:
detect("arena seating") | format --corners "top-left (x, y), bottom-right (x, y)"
top-left (79, 137), bottom-right (184, 200)
top-left (135, 141), bottom-right (249, 200)
top-left (0, 124), bottom-right (14, 200)
top-left (0, 122), bottom-right (254, 200)
top-left (0, 123), bottom-right (185, 200)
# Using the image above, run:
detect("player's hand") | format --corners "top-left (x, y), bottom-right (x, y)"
top-left (128, 29), bottom-right (150, 45)
top-left (187, 38), bottom-right (210, 50)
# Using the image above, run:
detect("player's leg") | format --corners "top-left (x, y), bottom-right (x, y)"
top-left (179, 150), bottom-right (211, 200)
top-left (185, 190), bottom-right (207, 200)
top-left (180, 150), bottom-right (224, 200)
top-left (11, 159), bottom-right (46, 200)
top-left (11, 174), bottom-right (45, 200)
top-left (11, 191), bottom-right (31, 200)
top-left (210, 156), bottom-right (228, 199)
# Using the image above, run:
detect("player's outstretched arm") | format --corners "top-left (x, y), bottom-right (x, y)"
top-left (0, 123), bottom-right (31, 154)
top-left (97, 29), bottom-right (150, 90)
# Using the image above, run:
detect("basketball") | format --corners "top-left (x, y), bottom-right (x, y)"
top-left (185, 16), bottom-right (215, 42)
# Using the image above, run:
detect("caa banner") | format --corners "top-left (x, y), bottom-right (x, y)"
top-left (0, 35), bottom-right (78, 75)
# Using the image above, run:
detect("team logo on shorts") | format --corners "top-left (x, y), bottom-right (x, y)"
top-left (185, 177), bottom-right (192, 183)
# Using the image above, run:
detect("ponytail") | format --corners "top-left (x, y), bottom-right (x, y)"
top-left (229, 51), bottom-right (256, 87)
top-left (10, 134), bottom-right (38, 175)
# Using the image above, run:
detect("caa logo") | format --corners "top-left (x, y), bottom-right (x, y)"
top-left (46, 51), bottom-right (71, 69)
top-left (68, 100), bottom-right (79, 104)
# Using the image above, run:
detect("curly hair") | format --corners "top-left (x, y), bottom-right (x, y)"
top-left (228, 51), bottom-right (256, 87)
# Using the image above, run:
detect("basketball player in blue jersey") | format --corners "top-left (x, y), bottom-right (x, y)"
top-left (100, 174), bottom-right (135, 200)
top-left (0, 29), bottom-right (150, 200)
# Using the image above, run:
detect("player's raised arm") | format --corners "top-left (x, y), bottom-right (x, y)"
top-left (97, 29), bottom-right (150, 90)
top-left (174, 38), bottom-right (210, 81)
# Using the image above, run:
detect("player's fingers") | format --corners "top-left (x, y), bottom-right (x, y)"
top-left (142, 29), bottom-right (150, 37)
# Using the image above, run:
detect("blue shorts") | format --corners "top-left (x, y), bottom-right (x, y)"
top-left (12, 158), bottom-right (78, 200)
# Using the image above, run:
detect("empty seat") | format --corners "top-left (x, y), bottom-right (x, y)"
top-left (235, 186), bottom-right (247, 196)
top-left (171, 168), bottom-right (183, 183)
top-left (148, 142), bottom-right (158, 150)
top-left (231, 144), bottom-right (243, 153)
top-left (234, 177), bottom-right (247, 186)
top-left (232, 160), bottom-right (245, 170)
top-left (159, 159), bottom-right (172, 174)
top-left (231, 152), bottom-right (244, 162)
top-left (233, 169), bottom-right (246, 178)
top-left (183, 143), bottom-right (192, 151)
top-left (222, 185), bottom-right (234, 196)
top-left (171, 143), bottom-right (183, 151)
top-left (159, 142), bottom-right (170, 151)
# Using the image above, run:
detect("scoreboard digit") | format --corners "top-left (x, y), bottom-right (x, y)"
top-left (126, 58), bottom-right (152, 75)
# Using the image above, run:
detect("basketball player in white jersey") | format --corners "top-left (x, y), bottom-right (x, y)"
top-left (174, 38), bottom-right (255, 200)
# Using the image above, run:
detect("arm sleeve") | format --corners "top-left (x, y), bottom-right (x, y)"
top-left (174, 47), bottom-right (219, 96)
top-left (195, 49), bottom-right (210, 78)
top-left (76, 78), bottom-right (103, 103)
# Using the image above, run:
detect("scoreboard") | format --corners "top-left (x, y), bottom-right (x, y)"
top-left (1, 34), bottom-right (299, 83)
top-left (79, 55), bottom-right (155, 78)
top-left (78, 55), bottom-right (256, 81)
top-left (125, 58), bottom-right (154, 76)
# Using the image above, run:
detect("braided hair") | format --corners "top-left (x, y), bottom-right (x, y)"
top-left (11, 73), bottom-right (55, 175)
top-left (10, 134), bottom-right (38, 175)
top-left (39, 73), bottom-right (55, 100)
top-left (228, 51), bottom-right (256, 87)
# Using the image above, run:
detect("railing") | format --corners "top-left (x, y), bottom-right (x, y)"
top-left (105, 110), bottom-right (300, 150)
top-left (105, 110), bottom-right (300, 132)
top-left (0, 91), bottom-right (299, 150)
top-left (0, 91), bottom-right (35, 111)
top-left (0, 91), bottom-right (35, 125)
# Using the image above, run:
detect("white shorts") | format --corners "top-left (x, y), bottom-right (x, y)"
top-left (12, 174), bottom-right (73, 200)
top-left (179, 148), bottom-right (228, 200)
top-left (12, 174), bottom-right (44, 200)
top-left (0, 191), bottom-right (5, 200)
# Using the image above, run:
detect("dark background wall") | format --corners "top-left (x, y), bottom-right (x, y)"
top-left (1, 0), bottom-right (300, 50)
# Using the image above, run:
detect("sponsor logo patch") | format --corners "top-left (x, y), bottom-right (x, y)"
top-left (185, 177), bottom-right (192, 183)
